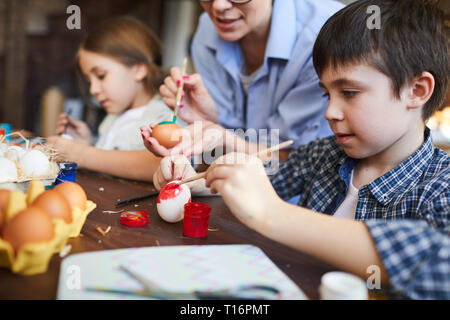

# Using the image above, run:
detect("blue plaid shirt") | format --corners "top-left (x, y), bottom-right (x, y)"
top-left (270, 128), bottom-right (450, 299)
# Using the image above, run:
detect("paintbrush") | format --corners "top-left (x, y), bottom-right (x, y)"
top-left (115, 191), bottom-right (159, 207)
top-left (173, 57), bottom-right (188, 121)
top-left (179, 140), bottom-right (294, 185)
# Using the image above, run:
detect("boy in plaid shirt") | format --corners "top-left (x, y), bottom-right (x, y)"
top-left (153, 0), bottom-right (449, 299)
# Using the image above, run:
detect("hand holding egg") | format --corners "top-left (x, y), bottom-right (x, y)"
top-left (140, 122), bottom-right (182, 158)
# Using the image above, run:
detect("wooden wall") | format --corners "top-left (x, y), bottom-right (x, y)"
top-left (0, 0), bottom-right (164, 132)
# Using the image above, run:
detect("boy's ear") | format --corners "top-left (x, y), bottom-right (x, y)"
top-left (407, 72), bottom-right (435, 110)
top-left (133, 63), bottom-right (149, 82)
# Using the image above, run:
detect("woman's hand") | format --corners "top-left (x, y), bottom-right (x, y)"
top-left (204, 152), bottom-right (282, 228)
top-left (159, 67), bottom-right (218, 123)
top-left (141, 121), bottom-right (228, 159)
top-left (54, 113), bottom-right (94, 145)
top-left (140, 124), bottom-right (172, 157)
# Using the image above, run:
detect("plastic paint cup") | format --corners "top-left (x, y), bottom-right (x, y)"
top-left (55, 162), bottom-right (78, 185)
top-left (0, 123), bottom-right (12, 141)
top-left (182, 202), bottom-right (211, 238)
top-left (319, 271), bottom-right (368, 300)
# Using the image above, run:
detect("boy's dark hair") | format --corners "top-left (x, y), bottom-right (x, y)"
top-left (313, 0), bottom-right (450, 120)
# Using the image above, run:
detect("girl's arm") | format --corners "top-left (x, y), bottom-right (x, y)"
top-left (47, 136), bottom-right (161, 181)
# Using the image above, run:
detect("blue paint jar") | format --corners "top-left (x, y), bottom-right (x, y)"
top-left (0, 123), bottom-right (12, 141)
top-left (54, 162), bottom-right (78, 185)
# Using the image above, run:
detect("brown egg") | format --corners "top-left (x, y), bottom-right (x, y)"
top-left (1, 206), bottom-right (54, 252)
top-left (151, 123), bottom-right (182, 148)
top-left (54, 182), bottom-right (87, 210)
top-left (32, 189), bottom-right (72, 223)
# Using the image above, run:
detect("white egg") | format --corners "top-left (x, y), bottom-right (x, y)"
top-left (0, 158), bottom-right (18, 182)
top-left (0, 143), bottom-right (8, 156)
top-left (19, 149), bottom-right (50, 177)
top-left (157, 181), bottom-right (191, 223)
top-left (6, 145), bottom-right (26, 161)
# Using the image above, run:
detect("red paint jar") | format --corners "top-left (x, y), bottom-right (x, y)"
top-left (183, 202), bottom-right (211, 238)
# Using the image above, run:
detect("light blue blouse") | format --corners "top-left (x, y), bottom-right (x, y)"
top-left (191, 0), bottom-right (344, 147)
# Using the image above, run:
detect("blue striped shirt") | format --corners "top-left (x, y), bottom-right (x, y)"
top-left (270, 128), bottom-right (450, 299)
top-left (191, 0), bottom-right (344, 147)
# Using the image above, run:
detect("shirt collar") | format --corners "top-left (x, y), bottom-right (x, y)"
top-left (264, 0), bottom-right (297, 61)
top-left (337, 128), bottom-right (435, 205)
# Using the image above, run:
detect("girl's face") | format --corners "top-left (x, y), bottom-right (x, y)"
top-left (200, 0), bottom-right (272, 42)
top-left (78, 49), bottom-right (149, 115)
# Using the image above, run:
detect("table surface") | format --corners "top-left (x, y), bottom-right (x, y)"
top-left (0, 169), bottom-right (338, 300)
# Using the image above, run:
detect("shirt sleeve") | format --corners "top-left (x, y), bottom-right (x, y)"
top-left (365, 220), bottom-right (450, 299)
top-left (190, 16), bottom-right (240, 126)
top-left (267, 56), bottom-right (333, 147)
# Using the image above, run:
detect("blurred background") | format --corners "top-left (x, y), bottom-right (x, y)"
top-left (0, 0), bottom-right (448, 145)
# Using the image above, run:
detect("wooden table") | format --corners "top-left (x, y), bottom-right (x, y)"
top-left (0, 169), bottom-right (337, 300)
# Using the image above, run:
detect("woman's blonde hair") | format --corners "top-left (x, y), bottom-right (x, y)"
top-left (77, 16), bottom-right (166, 96)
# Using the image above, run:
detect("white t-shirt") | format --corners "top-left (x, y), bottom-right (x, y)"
top-left (96, 94), bottom-right (175, 151)
top-left (333, 170), bottom-right (359, 220)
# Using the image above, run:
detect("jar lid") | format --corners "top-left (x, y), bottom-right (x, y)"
top-left (320, 271), bottom-right (368, 300)
top-left (120, 210), bottom-right (149, 227)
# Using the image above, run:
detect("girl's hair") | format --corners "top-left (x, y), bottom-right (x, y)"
top-left (76, 16), bottom-right (166, 96)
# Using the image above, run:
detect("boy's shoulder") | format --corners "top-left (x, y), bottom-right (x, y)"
top-left (420, 147), bottom-right (450, 189)
top-left (289, 135), bottom-right (346, 167)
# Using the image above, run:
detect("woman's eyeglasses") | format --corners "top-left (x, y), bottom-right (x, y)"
top-left (199, 0), bottom-right (252, 4)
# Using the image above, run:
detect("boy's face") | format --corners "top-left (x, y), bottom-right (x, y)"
top-left (320, 63), bottom-right (418, 160)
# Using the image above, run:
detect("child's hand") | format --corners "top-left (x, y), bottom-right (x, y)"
top-left (153, 155), bottom-right (206, 194)
top-left (159, 67), bottom-right (218, 124)
top-left (46, 135), bottom-right (85, 163)
top-left (55, 113), bottom-right (93, 145)
top-left (204, 152), bottom-right (282, 228)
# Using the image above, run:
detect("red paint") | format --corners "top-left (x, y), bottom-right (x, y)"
top-left (157, 182), bottom-right (182, 203)
top-left (182, 202), bottom-right (211, 238)
top-left (120, 210), bottom-right (149, 227)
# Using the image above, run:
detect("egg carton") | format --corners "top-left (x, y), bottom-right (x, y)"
top-left (0, 132), bottom-right (60, 190)
top-left (0, 162), bottom-right (60, 193)
top-left (0, 200), bottom-right (96, 275)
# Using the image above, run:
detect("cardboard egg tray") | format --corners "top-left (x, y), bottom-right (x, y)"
top-left (0, 200), bottom-right (96, 275)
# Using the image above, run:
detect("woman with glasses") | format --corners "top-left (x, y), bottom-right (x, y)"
top-left (142, 0), bottom-right (344, 161)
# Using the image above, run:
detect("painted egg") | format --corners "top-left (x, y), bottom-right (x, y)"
top-left (151, 123), bottom-right (182, 149)
top-left (157, 181), bottom-right (191, 223)
top-left (0, 158), bottom-right (18, 183)
top-left (1, 206), bottom-right (54, 253)
top-left (54, 182), bottom-right (87, 210)
top-left (32, 189), bottom-right (72, 223)
top-left (19, 149), bottom-right (50, 177)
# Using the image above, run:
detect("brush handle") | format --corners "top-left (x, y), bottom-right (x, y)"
top-left (179, 140), bottom-right (293, 185)
top-left (174, 58), bottom-right (188, 117)
top-left (115, 191), bottom-right (159, 207)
